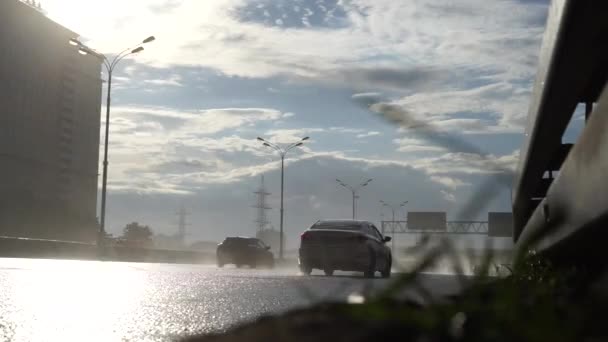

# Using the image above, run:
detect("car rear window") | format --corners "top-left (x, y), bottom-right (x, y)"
top-left (311, 223), bottom-right (362, 231)
top-left (224, 238), bottom-right (248, 245)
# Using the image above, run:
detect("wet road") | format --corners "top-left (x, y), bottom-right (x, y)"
top-left (0, 258), bottom-right (463, 342)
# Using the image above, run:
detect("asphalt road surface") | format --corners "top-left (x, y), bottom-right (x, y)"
top-left (0, 258), bottom-right (464, 342)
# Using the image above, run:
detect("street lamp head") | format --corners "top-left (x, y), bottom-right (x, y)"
top-left (295, 142), bottom-right (303, 147)
top-left (263, 142), bottom-right (271, 147)
top-left (257, 137), bottom-right (265, 142)
top-left (131, 46), bottom-right (144, 54)
top-left (77, 48), bottom-right (88, 55)
top-left (302, 136), bottom-right (310, 141)
top-left (69, 38), bottom-right (80, 46)
top-left (143, 36), bottom-right (156, 44)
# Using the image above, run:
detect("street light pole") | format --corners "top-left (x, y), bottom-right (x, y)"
top-left (380, 200), bottom-right (409, 222)
top-left (100, 69), bottom-right (112, 246)
top-left (279, 155), bottom-right (284, 258)
top-left (336, 179), bottom-right (372, 220)
top-left (69, 36), bottom-right (155, 248)
top-left (400, 201), bottom-right (409, 220)
top-left (257, 136), bottom-right (309, 260)
top-left (352, 191), bottom-right (356, 220)
top-left (380, 200), bottom-right (408, 251)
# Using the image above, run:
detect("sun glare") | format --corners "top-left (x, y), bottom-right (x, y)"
top-left (6, 259), bottom-right (146, 341)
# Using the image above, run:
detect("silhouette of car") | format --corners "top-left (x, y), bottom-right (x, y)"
top-left (298, 220), bottom-right (392, 278)
top-left (216, 237), bottom-right (274, 268)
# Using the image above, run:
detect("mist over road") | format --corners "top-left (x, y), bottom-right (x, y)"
top-left (0, 258), bottom-right (463, 341)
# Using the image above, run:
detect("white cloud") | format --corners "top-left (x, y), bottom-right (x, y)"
top-left (356, 131), bottom-right (381, 138)
top-left (329, 127), bottom-right (365, 134)
top-left (45, 0), bottom-right (544, 82)
top-left (142, 74), bottom-right (183, 87)
top-left (102, 101), bottom-right (520, 195)
top-left (408, 151), bottom-right (520, 176)
top-left (393, 137), bottom-right (445, 153)
top-left (309, 195), bottom-right (321, 210)
top-left (430, 176), bottom-right (469, 189)
top-left (392, 82), bottom-right (530, 131)
top-left (111, 105), bottom-right (284, 135)
top-left (103, 105), bottom-right (290, 192)
top-left (263, 128), bottom-right (325, 142)
top-left (44, 0), bottom-right (546, 135)
top-left (440, 190), bottom-right (456, 202)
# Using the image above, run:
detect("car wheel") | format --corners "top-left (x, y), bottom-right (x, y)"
top-left (364, 248), bottom-right (376, 278)
top-left (300, 264), bottom-right (312, 275)
top-left (381, 257), bottom-right (391, 278)
top-left (324, 268), bottom-right (334, 276)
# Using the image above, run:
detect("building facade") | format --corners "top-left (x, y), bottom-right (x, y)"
top-left (0, 0), bottom-right (102, 241)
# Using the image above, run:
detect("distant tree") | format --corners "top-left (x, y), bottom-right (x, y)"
top-left (121, 222), bottom-right (154, 247)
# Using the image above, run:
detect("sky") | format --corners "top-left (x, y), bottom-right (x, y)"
top-left (41, 0), bottom-right (584, 248)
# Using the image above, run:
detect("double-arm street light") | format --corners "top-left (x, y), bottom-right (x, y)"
top-left (379, 200), bottom-right (409, 222)
top-left (379, 200), bottom-right (408, 250)
top-left (69, 36), bottom-right (155, 247)
top-left (336, 179), bottom-right (373, 220)
top-left (257, 136), bottom-right (310, 260)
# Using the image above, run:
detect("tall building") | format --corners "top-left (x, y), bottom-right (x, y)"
top-left (0, 0), bottom-right (102, 241)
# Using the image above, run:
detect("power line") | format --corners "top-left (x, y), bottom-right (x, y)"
top-left (175, 205), bottom-right (191, 245)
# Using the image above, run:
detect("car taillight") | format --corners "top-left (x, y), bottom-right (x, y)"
top-left (300, 232), bottom-right (309, 241)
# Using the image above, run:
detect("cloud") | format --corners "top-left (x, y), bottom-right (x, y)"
top-left (142, 74), bottom-right (183, 87)
top-left (393, 138), bottom-right (445, 153)
top-left (392, 82), bottom-right (530, 131)
top-left (328, 66), bottom-right (451, 93)
top-left (102, 105), bottom-right (291, 193)
top-left (440, 190), bottom-right (456, 202)
top-left (233, 0), bottom-right (353, 30)
top-left (309, 195), bottom-right (321, 210)
top-left (148, 0), bottom-right (183, 14)
top-left (329, 127), bottom-right (365, 134)
top-left (430, 176), bottom-right (470, 189)
top-left (408, 151), bottom-right (520, 176)
top-left (44, 0), bottom-right (547, 135)
top-left (263, 128), bottom-right (325, 142)
top-left (356, 131), bottom-right (381, 138)
top-left (110, 105), bottom-right (284, 135)
top-left (45, 0), bottom-right (546, 81)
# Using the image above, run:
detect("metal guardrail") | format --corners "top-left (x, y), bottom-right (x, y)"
top-left (512, 0), bottom-right (608, 269)
top-left (513, 0), bottom-right (608, 246)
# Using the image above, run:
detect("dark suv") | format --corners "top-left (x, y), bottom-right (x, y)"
top-left (216, 237), bottom-right (274, 268)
